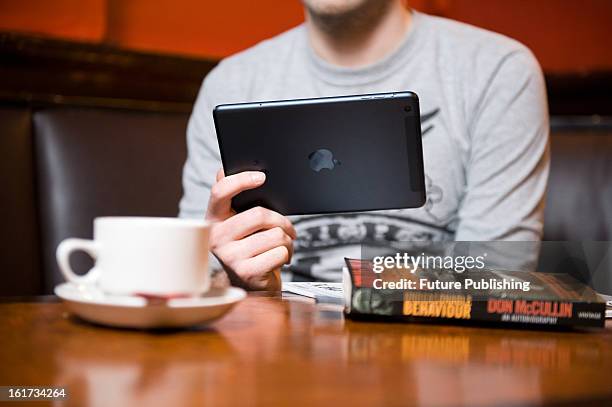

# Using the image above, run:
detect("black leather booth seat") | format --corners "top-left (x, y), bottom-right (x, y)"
top-left (538, 124), bottom-right (612, 295)
top-left (0, 105), bottom-right (611, 295)
top-left (0, 108), bottom-right (41, 295)
top-left (1, 107), bottom-right (188, 295)
top-left (543, 127), bottom-right (612, 240)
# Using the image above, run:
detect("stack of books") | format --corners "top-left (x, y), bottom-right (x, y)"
top-left (342, 258), bottom-right (606, 329)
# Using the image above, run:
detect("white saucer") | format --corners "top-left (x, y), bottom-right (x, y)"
top-left (55, 283), bottom-right (246, 329)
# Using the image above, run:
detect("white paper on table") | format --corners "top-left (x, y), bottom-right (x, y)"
top-left (282, 282), bottom-right (344, 301)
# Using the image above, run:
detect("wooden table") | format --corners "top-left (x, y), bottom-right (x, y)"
top-left (0, 294), bottom-right (611, 407)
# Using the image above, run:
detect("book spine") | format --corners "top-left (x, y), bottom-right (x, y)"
top-left (347, 288), bottom-right (606, 328)
top-left (474, 298), bottom-right (605, 328)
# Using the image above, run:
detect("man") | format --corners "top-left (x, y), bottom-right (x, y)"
top-left (179, 0), bottom-right (550, 290)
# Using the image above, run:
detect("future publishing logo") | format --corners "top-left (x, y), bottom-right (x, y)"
top-left (371, 252), bottom-right (531, 292)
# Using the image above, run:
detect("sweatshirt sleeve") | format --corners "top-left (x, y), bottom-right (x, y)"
top-left (455, 48), bottom-right (550, 244)
top-left (178, 68), bottom-right (224, 219)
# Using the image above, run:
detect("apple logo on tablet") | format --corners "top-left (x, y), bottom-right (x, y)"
top-left (308, 149), bottom-right (341, 172)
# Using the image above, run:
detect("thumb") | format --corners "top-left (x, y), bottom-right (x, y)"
top-left (206, 171), bottom-right (266, 221)
top-left (216, 168), bottom-right (225, 182)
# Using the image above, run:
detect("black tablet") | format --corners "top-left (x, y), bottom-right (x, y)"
top-left (213, 91), bottom-right (426, 215)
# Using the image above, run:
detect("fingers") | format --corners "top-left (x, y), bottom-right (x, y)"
top-left (206, 168), bottom-right (296, 291)
top-left (206, 171), bottom-right (266, 221)
top-left (215, 227), bottom-right (294, 264)
top-left (211, 226), bottom-right (292, 291)
top-left (214, 206), bottom-right (296, 243)
top-left (244, 227), bottom-right (294, 259)
top-left (238, 246), bottom-right (290, 290)
top-left (248, 246), bottom-right (290, 276)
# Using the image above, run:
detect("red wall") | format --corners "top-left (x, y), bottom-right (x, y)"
top-left (1, 0), bottom-right (611, 73)
top-left (0, 0), bottom-right (106, 41)
top-left (105, 0), bottom-right (305, 58)
top-left (434, 0), bottom-right (612, 74)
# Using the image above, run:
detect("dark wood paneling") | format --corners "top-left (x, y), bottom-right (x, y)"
top-left (0, 33), bottom-right (216, 113)
top-left (546, 72), bottom-right (612, 116)
top-left (1, 32), bottom-right (611, 115)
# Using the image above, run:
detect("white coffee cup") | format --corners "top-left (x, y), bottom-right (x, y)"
top-left (56, 217), bottom-right (211, 296)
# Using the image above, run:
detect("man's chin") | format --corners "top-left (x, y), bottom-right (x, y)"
top-left (303, 0), bottom-right (380, 19)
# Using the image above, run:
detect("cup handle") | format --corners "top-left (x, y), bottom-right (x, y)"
top-left (56, 238), bottom-right (101, 285)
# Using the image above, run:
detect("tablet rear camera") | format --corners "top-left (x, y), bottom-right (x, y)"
top-left (404, 105), bottom-right (412, 112)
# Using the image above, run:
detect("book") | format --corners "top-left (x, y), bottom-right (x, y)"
top-left (343, 258), bottom-right (606, 329)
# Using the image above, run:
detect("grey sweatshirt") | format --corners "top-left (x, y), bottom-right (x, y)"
top-left (179, 10), bottom-right (550, 281)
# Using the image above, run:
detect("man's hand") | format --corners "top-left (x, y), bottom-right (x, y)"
top-left (206, 169), bottom-right (296, 290)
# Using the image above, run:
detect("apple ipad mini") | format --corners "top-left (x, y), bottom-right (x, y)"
top-left (213, 91), bottom-right (426, 215)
